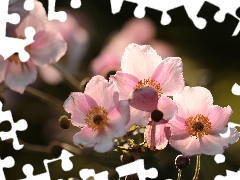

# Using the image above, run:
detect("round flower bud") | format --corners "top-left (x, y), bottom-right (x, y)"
top-left (59, 115), bottom-right (71, 129)
top-left (120, 153), bottom-right (135, 164)
top-left (175, 155), bottom-right (190, 170)
top-left (51, 144), bottom-right (63, 158)
top-left (151, 110), bottom-right (163, 122)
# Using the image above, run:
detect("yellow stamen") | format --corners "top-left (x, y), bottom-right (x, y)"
top-left (85, 106), bottom-right (109, 131)
top-left (134, 78), bottom-right (162, 98)
top-left (185, 114), bottom-right (212, 138)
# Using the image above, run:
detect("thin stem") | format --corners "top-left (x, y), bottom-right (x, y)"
top-left (177, 170), bottom-right (182, 180)
top-left (192, 155), bottom-right (201, 180)
top-left (25, 86), bottom-right (66, 115)
top-left (51, 63), bottom-right (81, 91)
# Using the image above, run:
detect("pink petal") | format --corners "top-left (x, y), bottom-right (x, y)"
top-left (208, 105), bottom-right (232, 131)
top-left (63, 92), bottom-right (98, 127)
top-left (93, 130), bottom-right (115, 153)
top-left (5, 60), bottom-right (37, 94)
top-left (121, 43), bottom-right (162, 80)
top-left (173, 86), bottom-right (213, 119)
top-left (0, 59), bottom-right (8, 83)
top-left (30, 30), bottom-right (67, 66)
top-left (169, 133), bottom-right (203, 156)
top-left (73, 127), bottom-right (99, 148)
top-left (157, 96), bottom-right (177, 120)
top-left (85, 75), bottom-right (119, 112)
top-left (200, 127), bottom-right (239, 155)
top-left (128, 87), bottom-right (158, 112)
top-left (125, 107), bottom-right (149, 130)
top-left (169, 115), bottom-right (188, 136)
top-left (15, 0), bottom-right (48, 36)
top-left (107, 100), bottom-right (130, 137)
top-left (144, 120), bottom-right (170, 150)
top-left (110, 71), bottom-right (139, 100)
top-left (151, 57), bottom-right (184, 96)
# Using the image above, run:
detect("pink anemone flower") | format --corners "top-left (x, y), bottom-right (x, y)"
top-left (0, 0), bottom-right (67, 93)
top-left (169, 86), bottom-right (239, 156)
top-left (111, 43), bottom-right (184, 130)
top-left (64, 75), bottom-right (130, 153)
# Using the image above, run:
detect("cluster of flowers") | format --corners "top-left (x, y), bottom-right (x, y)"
top-left (64, 43), bottom-right (239, 158)
top-left (0, 0), bottom-right (67, 93)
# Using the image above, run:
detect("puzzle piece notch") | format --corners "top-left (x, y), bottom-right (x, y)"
top-left (116, 159), bottom-right (158, 180)
top-left (0, 156), bottom-right (14, 180)
top-left (70, 0), bottom-right (81, 9)
top-left (219, 122), bottom-right (240, 138)
top-left (24, 0), bottom-right (35, 11)
top-left (109, 0), bottom-right (240, 35)
top-left (214, 169), bottom-right (240, 180)
top-left (20, 149), bottom-right (74, 180)
top-left (0, 101), bottom-right (28, 150)
top-left (231, 83), bottom-right (240, 96)
top-left (79, 169), bottom-right (109, 180)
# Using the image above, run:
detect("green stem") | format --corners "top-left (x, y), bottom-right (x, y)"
top-left (25, 86), bottom-right (66, 115)
top-left (177, 170), bottom-right (182, 180)
top-left (192, 155), bottom-right (201, 180)
top-left (51, 63), bottom-right (81, 91)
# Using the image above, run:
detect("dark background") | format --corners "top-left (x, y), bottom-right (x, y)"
top-left (1, 0), bottom-right (240, 179)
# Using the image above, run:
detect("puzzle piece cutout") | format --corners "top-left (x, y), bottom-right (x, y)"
top-left (116, 159), bottom-right (158, 180)
top-left (79, 169), bottom-right (109, 180)
top-left (0, 0), bottom-right (36, 62)
top-left (0, 101), bottom-right (28, 150)
top-left (110, 0), bottom-right (240, 36)
top-left (48, 0), bottom-right (81, 22)
top-left (20, 149), bottom-right (74, 180)
top-left (231, 83), bottom-right (240, 96)
top-left (214, 169), bottom-right (240, 180)
top-left (0, 156), bottom-right (15, 180)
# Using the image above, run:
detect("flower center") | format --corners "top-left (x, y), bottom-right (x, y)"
top-left (85, 106), bottom-right (109, 131)
top-left (185, 114), bottom-right (212, 138)
top-left (8, 36), bottom-right (30, 64)
top-left (151, 110), bottom-right (163, 122)
top-left (134, 78), bottom-right (162, 98)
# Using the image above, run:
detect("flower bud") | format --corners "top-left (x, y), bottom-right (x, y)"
top-left (175, 155), bottom-right (190, 170)
top-left (151, 110), bottom-right (163, 122)
top-left (51, 144), bottom-right (63, 158)
top-left (59, 115), bottom-right (71, 129)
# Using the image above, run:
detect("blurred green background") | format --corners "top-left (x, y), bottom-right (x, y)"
top-left (1, 0), bottom-right (240, 179)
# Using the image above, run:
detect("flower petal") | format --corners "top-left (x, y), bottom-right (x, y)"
top-left (106, 100), bottom-right (130, 137)
top-left (14, 0), bottom-right (48, 36)
top-left (85, 75), bottom-right (119, 112)
top-left (208, 105), bottom-right (232, 131)
top-left (125, 107), bottom-right (149, 130)
top-left (173, 86), bottom-right (213, 119)
top-left (5, 60), bottom-right (37, 94)
top-left (111, 71), bottom-right (139, 100)
top-left (144, 120), bottom-right (170, 150)
top-left (169, 134), bottom-right (203, 156)
top-left (200, 127), bottom-right (239, 156)
top-left (63, 92), bottom-right (98, 127)
top-left (128, 86), bottom-right (158, 112)
top-left (93, 130), bottom-right (115, 153)
top-left (30, 30), bottom-right (67, 66)
top-left (169, 115), bottom-right (187, 136)
top-left (157, 96), bottom-right (177, 120)
top-left (151, 57), bottom-right (184, 96)
top-left (121, 43), bottom-right (162, 80)
top-left (0, 58), bottom-right (8, 83)
top-left (73, 127), bottom-right (99, 148)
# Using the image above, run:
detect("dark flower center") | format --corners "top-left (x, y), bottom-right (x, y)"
top-left (151, 110), bottom-right (163, 122)
top-left (93, 115), bottom-right (103, 125)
